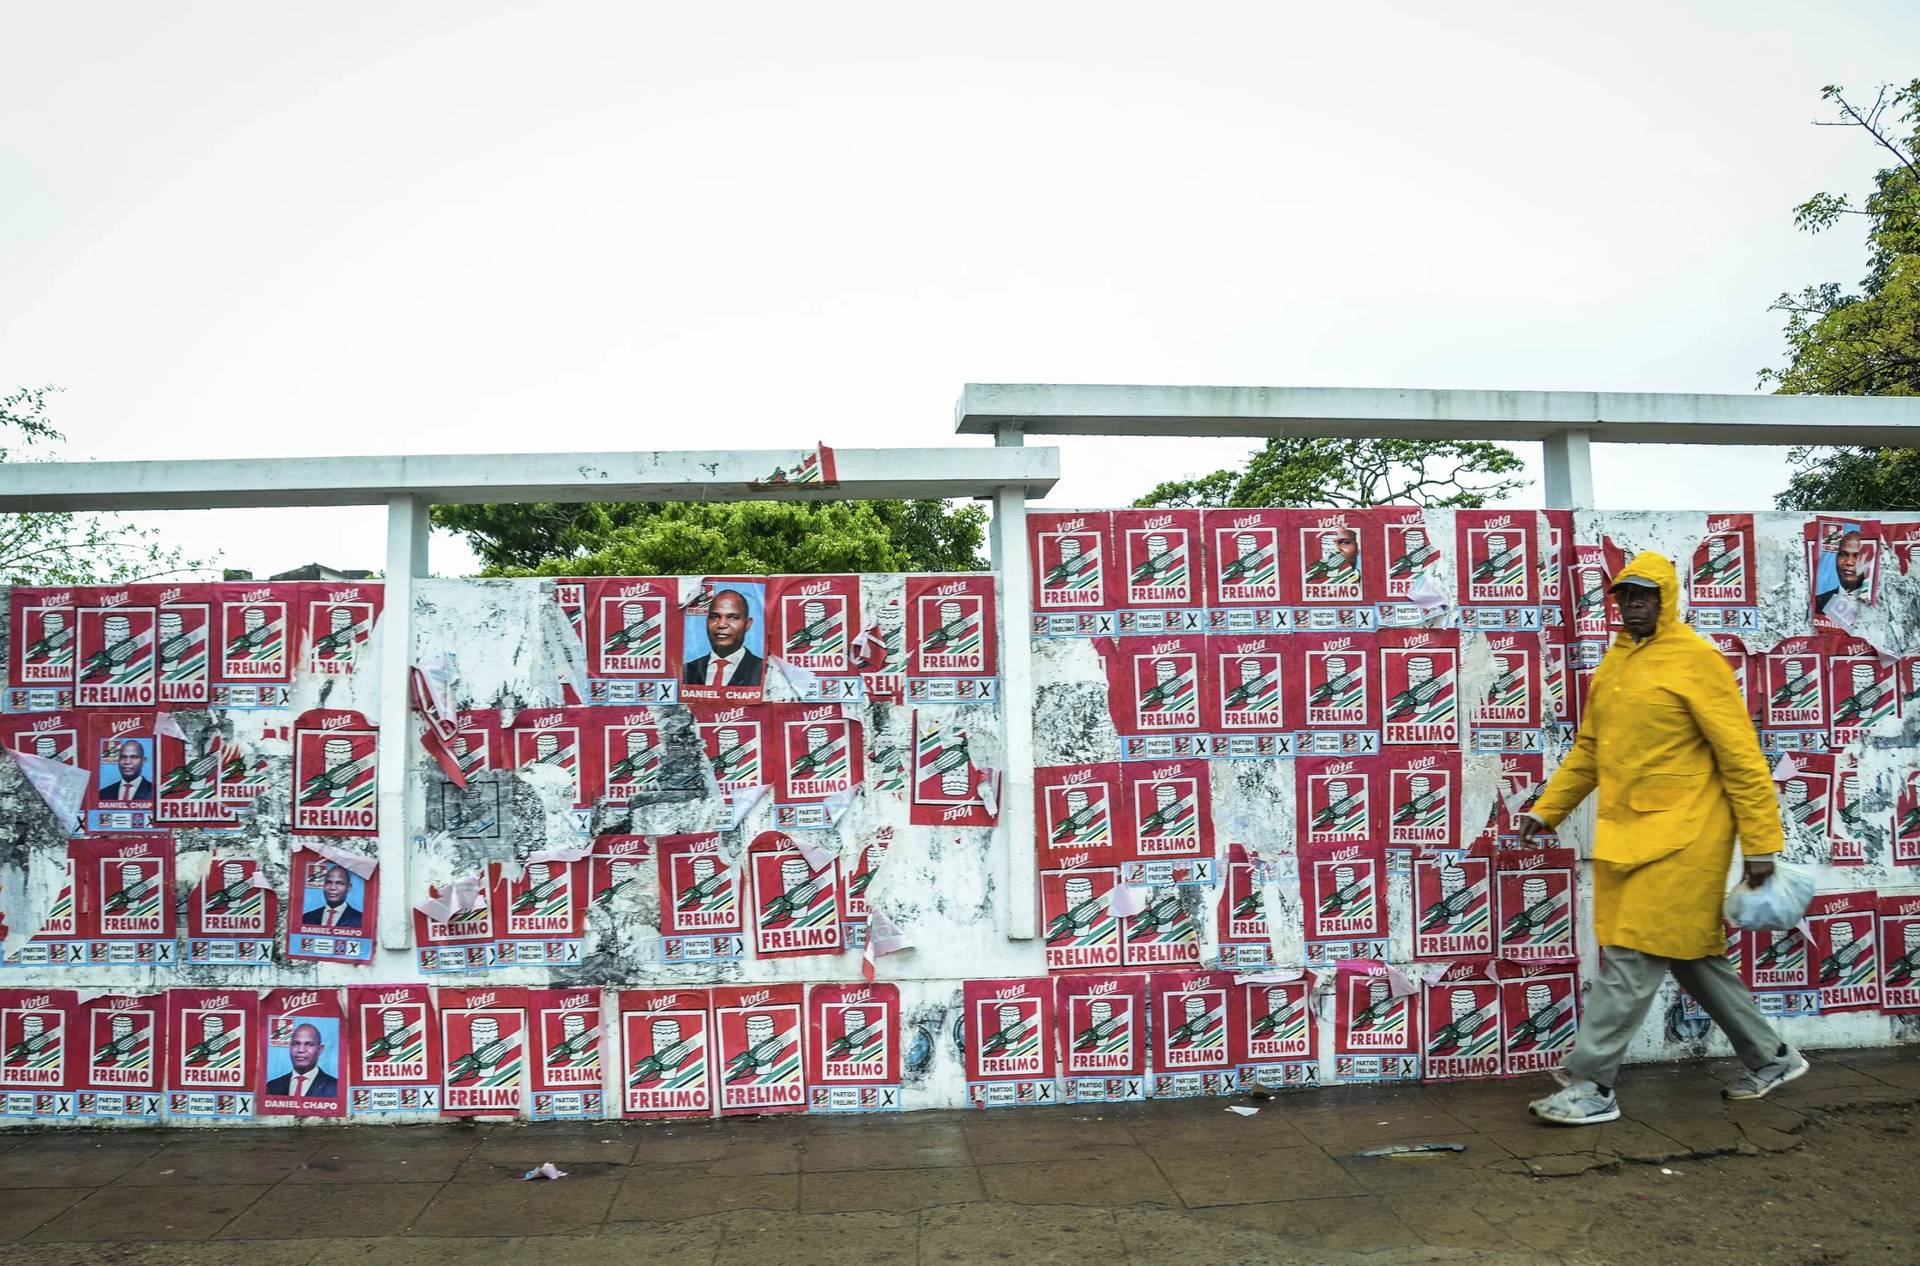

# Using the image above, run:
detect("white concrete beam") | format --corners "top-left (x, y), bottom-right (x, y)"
top-left (375, 495), bottom-right (428, 951)
top-left (954, 383), bottom-right (1920, 446)
top-left (990, 475), bottom-right (1037, 941)
top-left (1542, 429), bottom-right (1594, 509)
top-left (0, 446), bottom-right (1060, 512)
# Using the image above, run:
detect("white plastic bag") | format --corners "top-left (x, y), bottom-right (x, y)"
top-left (1723, 862), bottom-right (1817, 931)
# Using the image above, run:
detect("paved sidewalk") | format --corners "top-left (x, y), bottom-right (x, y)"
top-left (1, 1048), bottom-right (1917, 1265)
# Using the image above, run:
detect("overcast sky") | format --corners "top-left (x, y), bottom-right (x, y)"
top-left (4, 1), bottom-right (1915, 577)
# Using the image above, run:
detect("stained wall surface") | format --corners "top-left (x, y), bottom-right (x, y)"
top-left (0, 507), bottom-right (1916, 1126)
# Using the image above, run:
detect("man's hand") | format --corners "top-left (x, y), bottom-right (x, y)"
top-left (1743, 856), bottom-right (1776, 889)
top-left (1517, 814), bottom-right (1546, 844)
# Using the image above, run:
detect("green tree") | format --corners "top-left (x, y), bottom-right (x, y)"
top-left (434, 498), bottom-right (987, 577)
top-left (1135, 437), bottom-right (1526, 510)
top-left (2, 387), bottom-right (206, 585)
top-left (1766, 80), bottom-right (1920, 510)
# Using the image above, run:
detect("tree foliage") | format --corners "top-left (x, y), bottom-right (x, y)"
top-left (1135, 437), bottom-right (1526, 510)
top-left (1767, 81), bottom-right (1920, 511)
top-left (1, 387), bottom-right (207, 586)
top-left (433, 498), bottom-right (988, 577)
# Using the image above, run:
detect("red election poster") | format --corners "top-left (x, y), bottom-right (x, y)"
top-left (1888, 521), bottom-right (1920, 575)
top-left (1148, 970), bottom-right (1237, 1099)
top-left (1878, 893), bottom-right (1920, 1013)
top-left (552, 577), bottom-right (587, 651)
top-left (1381, 507), bottom-right (1443, 607)
top-left (691, 701), bottom-right (767, 806)
top-left (746, 830), bottom-right (844, 959)
top-left (771, 702), bottom-right (864, 829)
top-left (1806, 891), bottom-right (1880, 1013)
top-left (156, 722), bottom-right (238, 830)
top-left (1035, 762), bottom-right (1127, 871)
top-left (0, 708), bottom-right (83, 767)
top-left (525, 986), bottom-right (603, 1121)
top-left (1896, 770), bottom-right (1920, 866)
top-left (1542, 637), bottom-right (1576, 732)
top-left (1030, 509), bottom-right (1117, 633)
top-left (167, 986), bottom-right (260, 1120)
top-left (1095, 632), bottom-right (1208, 760)
top-left (286, 845), bottom-right (378, 964)
top-left (1741, 923), bottom-right (1816, 1011)
top-left (1207, 631), bottom-right (1292, 758)
top-left (582, 576), bottom-right (681, 704)
top-left (963, 977), bottom-right (1059, 1108)
top-left (656, 833), bottom-right (745, 965)
top-left (77, 992), bottom-right (166, 1122)
top-left (1299, 838), bottom-right (1389, 963)
top-left (1455, 509), bottom-right (1540, 621)
top-left (767, 574), bottom-right (862, 698)
top-left (1123, 886), bottom-right (1202, 968)
top-left (1828, 636), bottom-right (1896, 748)
top-left (299, 581), bottom-right (382, 677)
top-left (259, 988), bottom-right (348, 1119)
top-left (841, 827), bottom-right (892, 934)
top-left (1498, 961), bottom-right (1579, 1077)
top-left (1566, 542), bottom-right (1615, 644)
top-left (0, 988), bottom-right (79, 1120)
top-left (1379, 627), bottom-right (1460, 747)
top-left (620, 988), bottom-right (714, 1119)
top-left (1202, 507), bottom-right (1286, 631)
top-left (713, 982), bottom-right (806, 1116)
top-left (1297, 755), bottom-right (1382, 849)
top-left (1216, 843), bottom-right (1273, 971)
top-left (1807, 515), bottom-right (1884, 623)
top-left (1831, 759), bottom-right (1886, 867)
top-left (413, 868), bottom-right (503, 975)
top-left (1471, 632), bottom-right (1544, 754)
top-left (1283, 507), bottom-right (1382, 628)
top-left (1411, 848), bottom-right (1494, 960)
top-left (1041, 861), bottom-right (1124, 972)
top-left (291, 709), bottom-right (378, 836)
top-left (8, 855), bottom-right (80, 968)
top-left (1760, 635), bottom-right (1829, 753)
top-left (7, 586), bottom-right (79, 711)
top-left (904, 574), bottom-right (999, 704)
top-left (1123, 757), bottom-right (1213, 868)
top-left (909, 709), bottom-right (994, 827)
top-left (1111, 507), bottom-right (1204, 634)
top-left (84, 710), bottom-right (157, 832)
top-left (440, 986), bottom-right (527, 1116)
top-left (599, 710), bottom-right (666, 804)
top-left (74, 834), bottom-right (176, 965)
top-left (1295, 629), bottom-right (1382, 755)
top-left (1538, 509), bottom-right (1571, 634)
top-left (1707, 634), bottom-right (1759, 720)
top-left (499, 857), bottom-right (589, 965)
top-left (145, 582), bottom-right (221, 704)
top-left (590, 835), bottom-right (653, 908)
top-left (1420, 960), bottom-right (1502, 1082)
top-left (1778, 752), bottom-right (1833, 845)
top-left (506, 706), bottom-right (594, 811)
top-left (72, 589), bottom-right (157, 708)
top-left (346, 983), bottom-right (441, 1115)
top-left (1494, 753), bottom-right (1554, 842)
top-left (1902, 654), bottom-right (1920, 719)
top-left (1688, 514), bottom-right (1759, 629)
top-left (1332, 962), bottom-right (1420, 1082)
top-left (186, 854), bottom-right (276, 966)
top-left (1495, 847), bottom-right (1578, 963)
top-left (1386, 749), bottom-right (1463, 851)
top-left (212, 580), bottom-right (299, 707)
top-left (1235, 974), bottom-right (1319, 1091)
top-left (1054, 972), bottom-right (1147, 1104)
top-left (806, 982), bottom-right (903, 1113)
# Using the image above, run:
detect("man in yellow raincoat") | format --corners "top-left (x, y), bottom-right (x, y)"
top-left (1521, 552), bottom-right (1806, 1125)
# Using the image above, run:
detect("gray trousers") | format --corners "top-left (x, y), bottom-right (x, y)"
top-left (1562, 947), bottom-right (1783, 1088)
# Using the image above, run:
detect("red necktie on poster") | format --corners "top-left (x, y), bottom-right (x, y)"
top-left (715, 659), bottom-right (730, 687)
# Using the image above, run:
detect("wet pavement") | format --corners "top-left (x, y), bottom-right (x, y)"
top-left (1, 1047), bottom-right (1916, 1265)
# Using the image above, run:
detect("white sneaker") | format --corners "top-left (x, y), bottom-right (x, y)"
top-left (1723, 1047), bottom-right (1809, 1100)
top-left (1529, 1079), bottom-right (1621, 1126)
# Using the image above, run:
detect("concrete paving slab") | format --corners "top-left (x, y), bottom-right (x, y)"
top-left (799, 1164), bottom-right (983, 1213)
top-left (1190, 1194), bottom-right (1425, 1252)
top-left (604, 1169), bottom-right (798, 1222)
top-left (407, 1175), bottom-right (621, 1237)
top-left (113, 1138), bottom-right (321, 1185)
top-left (978, 1146), bottom-right (1178, 1206)
top-left (0, 1138), bottom-right (166, 1188)
top-left (216, 1180), bottom-right (439, 1239)
top-left (919, 1202), bottom-right (1121, 1266)
top-left (712, 1209), bottom-right (916, 1266)
top-left (1152, 1142), bottom-right (1365, 1206)
top-left (28, 1182), bottom-right (269, 1241)
top-left (0, 1186), bottom-right (89, 1242)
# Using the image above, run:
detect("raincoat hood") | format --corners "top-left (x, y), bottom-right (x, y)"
top-left (1610, 551), bottom-right (1682, 639)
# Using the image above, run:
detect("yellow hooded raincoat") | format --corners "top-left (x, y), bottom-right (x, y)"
top-left (1528, 552), bottom-right (1783, 959)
